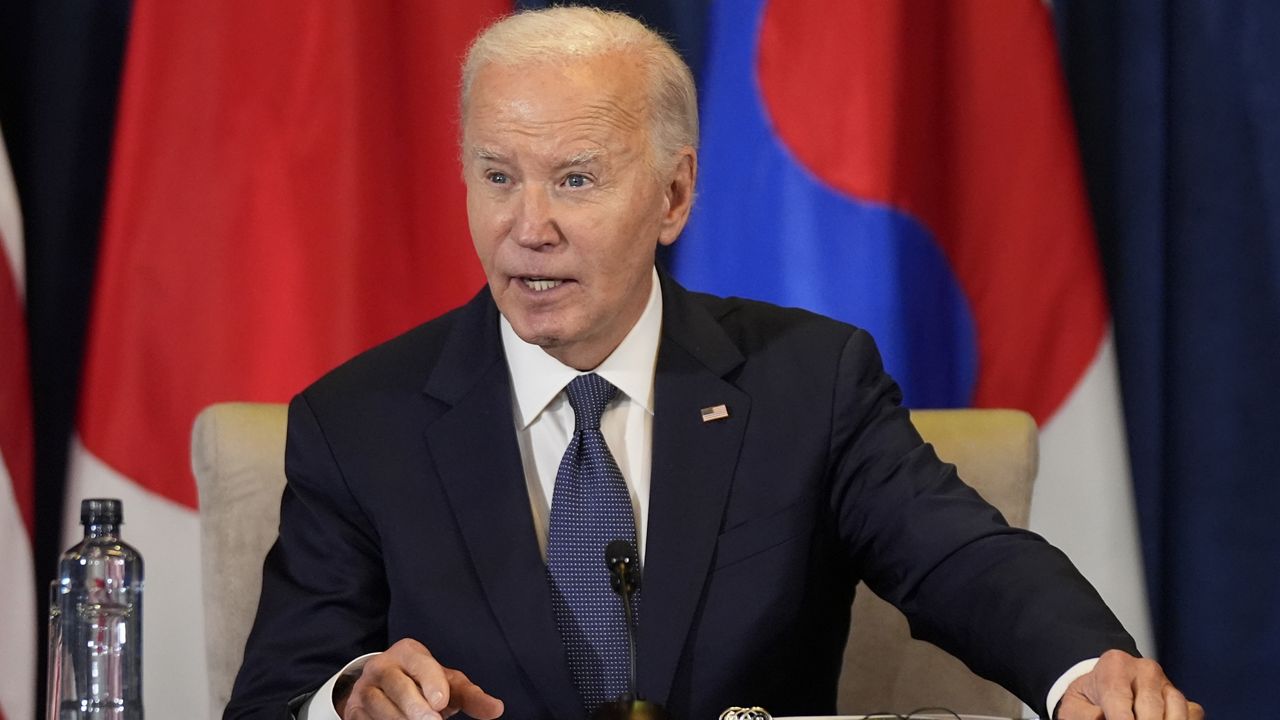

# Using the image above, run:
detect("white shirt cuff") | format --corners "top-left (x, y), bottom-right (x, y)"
top-left (1044, 657), bottom-right (1099, 719)
top-left (296, 653), bottom-right (380, 720)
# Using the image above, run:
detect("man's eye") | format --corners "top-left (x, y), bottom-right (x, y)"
top-left (486, 172), bottom-right (509, 185)
top-left (564, 173), bottom-right (590, 188)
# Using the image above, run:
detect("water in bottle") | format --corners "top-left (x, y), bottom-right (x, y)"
top-left (49, 498), bottom-right (144, 720)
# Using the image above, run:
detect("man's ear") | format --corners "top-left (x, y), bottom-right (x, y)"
top-left (658, 148), bottom-right (697, 247)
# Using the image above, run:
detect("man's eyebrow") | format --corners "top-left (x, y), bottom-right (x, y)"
top-left (468, 147), bottom-right (603, 168)
top-left (471, 146), bottom-right (507, 162)
top-left (555, 149), bottom-right (604, 170)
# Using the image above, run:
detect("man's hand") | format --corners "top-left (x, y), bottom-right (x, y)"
top-left (1057, 649), bottom-right (1204, 720)
top-left (337, 638), bottom-right (505, 720)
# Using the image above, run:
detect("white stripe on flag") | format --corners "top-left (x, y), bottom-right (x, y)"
top-left (0, 455), bottom-right (36, 720)
top-left (0, 127), bottom-right (23, 297)
top-left (1031, 330), bottom-right (1155, 656)
top-left (66, 437), bottom-right (211, 720)
top-left (1, 122), bottom-right (35, 720)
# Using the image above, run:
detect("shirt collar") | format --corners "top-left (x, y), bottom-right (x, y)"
top-left (500, 267), bottom-right (663, 429)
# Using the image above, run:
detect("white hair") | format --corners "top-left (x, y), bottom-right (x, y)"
top-left (460, 7), bottom-right (699, 163)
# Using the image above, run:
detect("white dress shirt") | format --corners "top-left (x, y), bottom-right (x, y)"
top-left (297, 268), bottom-right (1089, 718)
top-left (501, 267), bottom-right (662, 562)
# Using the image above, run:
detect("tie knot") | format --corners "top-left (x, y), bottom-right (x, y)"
top-left (565, 373), bottom-right (617, 431)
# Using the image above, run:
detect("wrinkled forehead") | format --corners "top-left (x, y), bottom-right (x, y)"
top-left (461, 55), bottom-right (651, 147)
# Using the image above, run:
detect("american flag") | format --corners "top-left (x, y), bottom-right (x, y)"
top-left (700, 404), bottom-right (730, 423)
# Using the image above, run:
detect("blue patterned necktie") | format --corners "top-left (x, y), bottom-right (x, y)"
top-left (546, 373), bottom-right (639, 714)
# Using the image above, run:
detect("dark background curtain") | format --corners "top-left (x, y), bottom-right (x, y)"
top-left (2, 0), bottom-right (1275, 715)
top-left (1053, 1), bottom-right (1280, 711)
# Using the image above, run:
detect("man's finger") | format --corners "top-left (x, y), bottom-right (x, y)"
top-left (348, 685), bottom-right (422, 720)
top-left (1055, 692), bottom-right (1104, 720)
top-left (1131, 681), bottom-right (1167, 720)
top-left (1153, 684), bottom-right (1190, 720)
top-left (345, 641), bottom-right (449, 720)
top-left (374, 667), bottom-right (442, 720)
top-left (398, 647), bottom-right (452, 712)
top-left (1095, 675), bottom-right (1136, 720)
top-left (442, 668), bottom-right (504, 719)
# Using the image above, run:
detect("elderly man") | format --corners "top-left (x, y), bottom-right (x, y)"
top-left (226, 8), bottom-right (1200, 720)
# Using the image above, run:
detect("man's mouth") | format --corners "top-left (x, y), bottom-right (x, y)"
top-left (522, 277), bottom-right (565, 292)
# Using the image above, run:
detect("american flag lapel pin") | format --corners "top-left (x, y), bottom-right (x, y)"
top-left (700, 404), bottom-right (730, 423)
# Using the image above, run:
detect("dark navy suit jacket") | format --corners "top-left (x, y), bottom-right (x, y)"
top-left (225, 272), bottom-right (1136, 720)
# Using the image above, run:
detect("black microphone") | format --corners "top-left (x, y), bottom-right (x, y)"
top-left (594, 540), bottom-right (669, 720)
top-left (606, 539), bottom-right (641, 594)
top-left (605, 539), bottom-right (641, 696)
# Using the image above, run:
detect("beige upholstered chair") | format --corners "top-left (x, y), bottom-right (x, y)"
top-left (192, 403), bottom-right (1036, 719)
top-left (192, 402), bottom-right (290, 719)
top-left (838, 409), bottom-right (1037, 718)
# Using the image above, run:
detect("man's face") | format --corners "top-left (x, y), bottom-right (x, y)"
top-left (462, 54), bottom-right (695, 370)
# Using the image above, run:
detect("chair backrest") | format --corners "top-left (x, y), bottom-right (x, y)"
top-left (191, 402), bottom-right (289, 719)
top-left (191, 403), bottom-right (1036, 718)
top-left (838, 408), bottom-right (1038, 718)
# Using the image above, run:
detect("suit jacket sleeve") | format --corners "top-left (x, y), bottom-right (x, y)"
top-left (223, 392), bottom-right (390, 720)
top-left (826, 328), bottom-right (1137, 716)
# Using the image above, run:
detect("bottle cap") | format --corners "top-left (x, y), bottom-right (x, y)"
top-left (80, 498), bottom-right (123, 526)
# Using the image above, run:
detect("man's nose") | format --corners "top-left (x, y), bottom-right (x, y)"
top-left (511, 184), bottom-right (559, 249)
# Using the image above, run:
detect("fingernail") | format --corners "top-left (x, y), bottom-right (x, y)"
top-left (430, 690), bottom-right (445, 707)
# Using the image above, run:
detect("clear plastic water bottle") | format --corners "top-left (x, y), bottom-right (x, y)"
top-left (48, 498), bottom-right (144, 719)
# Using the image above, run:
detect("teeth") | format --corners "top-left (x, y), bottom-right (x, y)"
top-left (524, 278), bottom-right (563, 292)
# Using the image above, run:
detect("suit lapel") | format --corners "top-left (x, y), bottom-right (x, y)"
top-left (422, 291), bottom-right (583, 720)
top-left (638, 274), bottom-right (750, 705)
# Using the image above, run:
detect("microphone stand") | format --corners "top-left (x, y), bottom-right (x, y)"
top-left (594, 541), bottom-right (670, 720)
